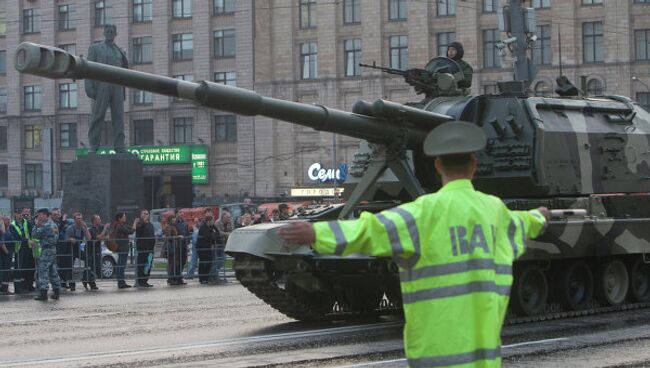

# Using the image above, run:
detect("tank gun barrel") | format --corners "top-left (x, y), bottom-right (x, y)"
top-left (15, 42), bottom-right (455, 148)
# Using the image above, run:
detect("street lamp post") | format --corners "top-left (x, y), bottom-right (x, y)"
top-left (632, 76), bottom-right (650, 92)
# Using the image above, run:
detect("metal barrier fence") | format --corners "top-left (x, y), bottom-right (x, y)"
top-left (0, 236), bottom-right (233, 291)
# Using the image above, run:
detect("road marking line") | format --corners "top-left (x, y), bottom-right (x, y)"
top-left (334, 337), bottom-right (572, 368)
top-left (0, 321), bottom-right (403, 367)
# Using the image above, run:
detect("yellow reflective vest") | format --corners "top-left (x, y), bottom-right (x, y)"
top-left (312, 179), bottom-right (546, 368)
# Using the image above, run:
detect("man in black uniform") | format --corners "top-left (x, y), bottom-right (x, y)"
top-left (446, 42), bottom-right (473, 89)
top-left (135, 209), bottom-right (155, 288)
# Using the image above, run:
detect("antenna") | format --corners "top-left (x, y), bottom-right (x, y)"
top-left (558, 26), bottom-right (563, 76)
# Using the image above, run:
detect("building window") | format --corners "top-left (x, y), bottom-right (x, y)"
top-left (533, 25), bottom-right (552, 65)
top-left (214, 115), bottom-right (237, 142)
top-left (23, 9), bottom-right (40, 34)
top-left (534, 81), bottom-right (552, 97)
top-left (587, 79), bottom-right (604, 96)
top-left (299, 0), bottom-right (316, 29)
top-left (133, 0), bottom-right (152, 22)
top-left (483, 0), bottom-right (497, 12)
top-left (58, 5), bottom-right (76, 31)
top-left (583, 22), bottom-right (604, 63)
top-left (0, 165), bottom-right (6, 188)
top-left (172, 33), bottom-right (193, 60)
top-left (0, 10), bottom-right (5, 36)
top-left (388, 0), bottom-right (407, 21)
top-left (213, 29), bottom-right (236, 58)
top-left (173, 117), bottom-right (193, 143)
top-left (637, 92), bottom-right (650, 111)
top-left (0, 88), bottom-right (6, 113)
top-left (389, 35), bottom-right (408, 70)
top-left (133, 36), bottom-right (153, 64)
top-left (635, 30), bottom-right (650, 61)
top-left (214, 72), bottom-right (237, 86)
top-left (25, 164), bottom-right (43, 189)
top-left (60, 123), bottom-right (77, 148)
top-left (24, 86), bottom-right (42, 112)
top-left (95, 1), bottom-right (106, 27)
top-left (343, 0), bottom-right (361, 24)
top-left (25, 125), bottom-right (42, 150)
top-left (582, 0), bottom-right (602, 4)
top-left (437, 0), bottom-right (456, 16)
top-left (172, 0), bottom-right (192, 18)
top-left (300, 42), bottom-right (318, 80)
top-left (0, 127), bottom-right (6, 151)
top-left (214, 0), bottom-right (235, 15)
top-left (133, 119), bottom-right (154, 145)
top-left (0, 50), bottom-right (5, 74)
top-left (59, 83), bottom-right (78, 109)
top-left (344, 39), bottom-right (362, 77)
top-left (437, 32), bottom-right (456, 56)
top-left (59, 163), bottom-right (71, 191)
top-left (532, 0), bottom-right (550, 8)
top-left (58, 44), bottom-right (76, 55)
top-left (133, 90), bottom-right (153, 105)
top-left (483, 29), bottom-right (501, 68)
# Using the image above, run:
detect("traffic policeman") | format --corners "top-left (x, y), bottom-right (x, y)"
top-left (31, 208), bottom-right (62, 301)
top-left (278, 121), bottom-right (550, 367)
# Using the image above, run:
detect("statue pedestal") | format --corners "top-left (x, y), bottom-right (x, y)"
top-left (62, 154), bottom-right (144, 222)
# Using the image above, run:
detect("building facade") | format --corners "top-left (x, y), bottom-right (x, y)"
top-left (0, 0), bottom-right (648, 209)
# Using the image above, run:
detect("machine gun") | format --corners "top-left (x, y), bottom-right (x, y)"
top-left (15, 42), bottom-right (454, 219)
top-left (359, 62), bottom-right (436, 98)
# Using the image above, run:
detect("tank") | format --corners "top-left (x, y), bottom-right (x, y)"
top-left (15, 42), bottom-right (650, 319)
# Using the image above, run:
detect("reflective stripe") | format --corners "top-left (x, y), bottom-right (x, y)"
top-left (402, 281), bottom-right (511, 304)
top-left (519, 218), bottom-right (526, 252)
top-left (387, 207), bottom-right (421, 268)
top-left (408, 348), bottom-right (501, 368)
top-left (400, 258), bottom-right (512, 282)
top-left (508, 220), bottom-right (518, 258)
top-left (375, 213), bottom-right (404, 255)
top-left (328, 221), bottom-right (347, 256)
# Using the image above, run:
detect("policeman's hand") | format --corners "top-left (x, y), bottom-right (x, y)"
top-left (536, 207), bottom-right (551, 222)
top-left (277, 221), bottom-right (315, 245)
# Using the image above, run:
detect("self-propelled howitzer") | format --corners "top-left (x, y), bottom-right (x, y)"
top-left (16, 42), bottom-right (650, 321)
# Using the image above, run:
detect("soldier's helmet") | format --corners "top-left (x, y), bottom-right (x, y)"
top-left (423, 121), bottom-right (486, 157)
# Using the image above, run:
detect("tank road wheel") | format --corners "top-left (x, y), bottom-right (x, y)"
top-left (511, 265), bottom-right (548, 316)
top-left (629, 258), bottom-right (650, 303)
top-left (597, 259), bottom-right (629, 306)
top-left (557, 262), bottom-right (594, 310)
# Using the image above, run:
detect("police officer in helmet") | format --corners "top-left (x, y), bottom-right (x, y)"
top-left (278, 121), bottom-right (550, 367)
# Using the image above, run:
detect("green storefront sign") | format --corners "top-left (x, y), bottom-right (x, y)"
top-left (76, 145), bottom-right (209, 184)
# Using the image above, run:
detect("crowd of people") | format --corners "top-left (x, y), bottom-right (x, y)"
top-left (0, 203), bottom-right (294, 300)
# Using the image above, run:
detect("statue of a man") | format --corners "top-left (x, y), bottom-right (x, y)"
top-left (85, 24), bottom-right (129, 153)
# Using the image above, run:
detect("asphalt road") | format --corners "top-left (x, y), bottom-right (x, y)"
top-left (1, 280), bottom-right (650, 367)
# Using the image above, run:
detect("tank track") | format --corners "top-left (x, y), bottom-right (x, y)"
top-left (234, 255), bottom-right (650, 323)
top-left (233, 255), bottom-right (400, 321)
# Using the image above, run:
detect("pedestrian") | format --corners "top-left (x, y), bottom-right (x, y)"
top-left (278, 204), bottom-right (291, 221)
top-left (174, 210), bottom-right (189, 282)
top-left (31, 208), bottom-right (62, 301)
top-left (278, 121), bottom-right (550, 368)
top-left (237, 212), bottom-right (253, 228)
top-left (164, 214), bottom-right (185, 285)
top-left (212, 211), bottom-right (233, 283)
top-left (51, 208), bottom-right (71, 289)
top-left (135, 209), bottom-right (155, 288)
top-left (65, 212), bottom-right (92, 292)
top-left (112, 212), bottom-right (136, 289)
top-left (185, 221), bottom-right (199, 279)
top-left (9, 208), bottom-right (34, 293)
top-left (270, 209), bottom-right (280, 222)
top-left (87, 214), bottom-right (110, 290)
top-left (197, 216), bottom-right (219, 284)
top-left (0, 216), bottom-right (12, 295)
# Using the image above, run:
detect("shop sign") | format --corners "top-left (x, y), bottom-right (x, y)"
top-left (290, 188), bottom-right (344, 197)
top-left (76, 144), bottom-right (209, 184)
top-left (307, 163), bottom-right (348, 182)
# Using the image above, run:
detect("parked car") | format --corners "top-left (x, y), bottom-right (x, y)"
top-left (101, 242), bottom-right (118, 279)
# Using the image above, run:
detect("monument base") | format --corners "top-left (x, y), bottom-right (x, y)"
top-left (62, 153), bottom-right (144, 222)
